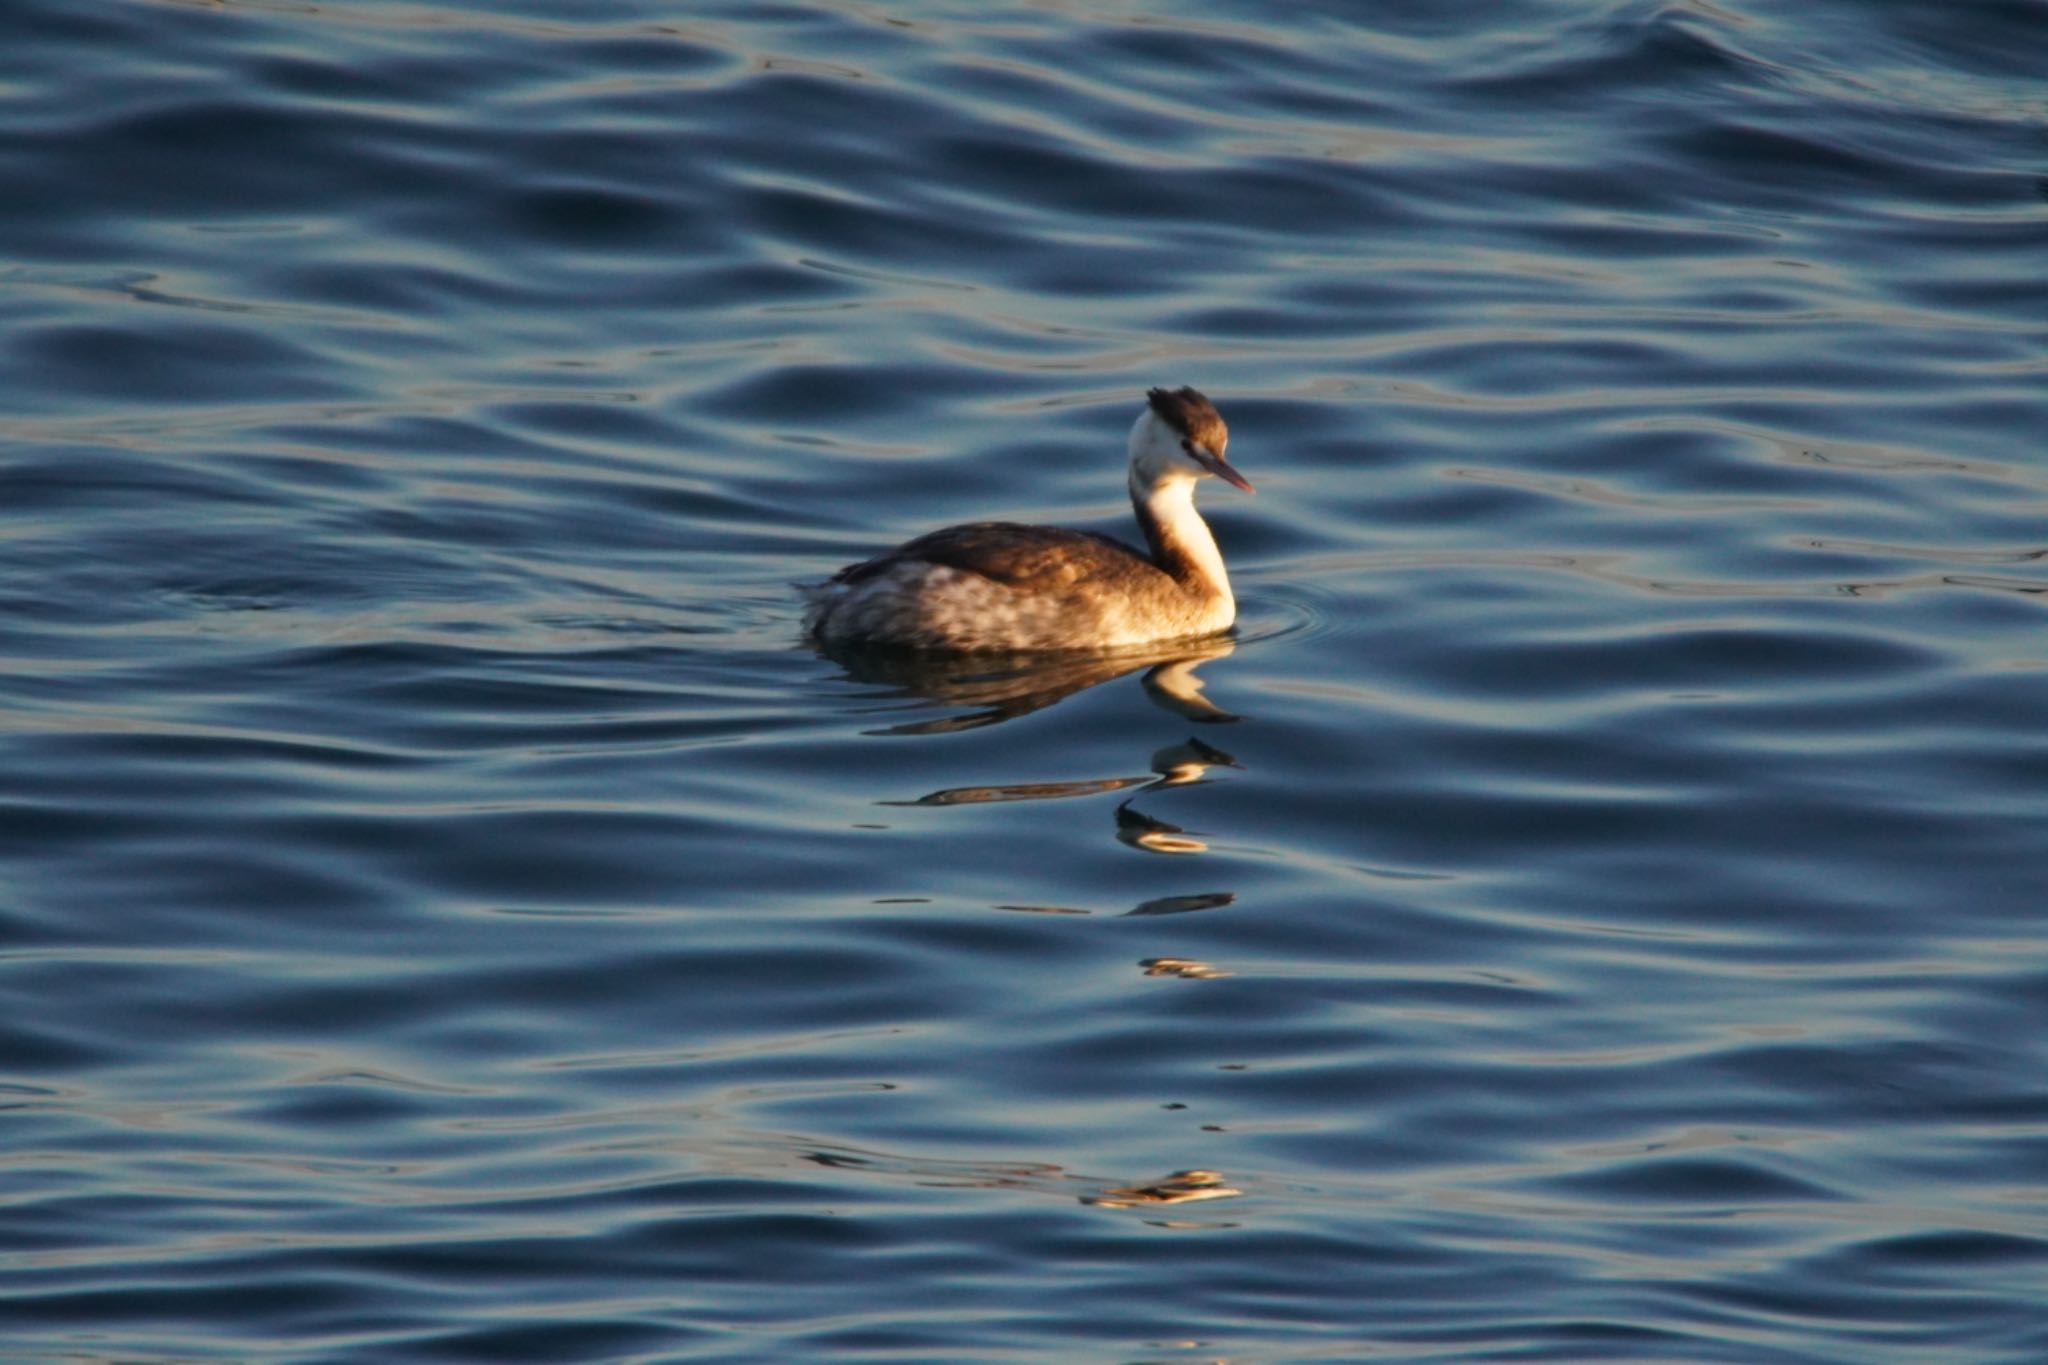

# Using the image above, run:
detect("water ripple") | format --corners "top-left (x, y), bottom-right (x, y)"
top-left (2, 0), bottom-right (2044, 1358)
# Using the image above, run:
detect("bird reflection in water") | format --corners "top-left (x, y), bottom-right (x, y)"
top-left (1084, 1168), bottom-right (1241, 1210)
top-left (822, 638), bottom-right (1239, 736)
top-left (796, 1146), bottom-right (1239, 1224)
top-left (1140, 956), bottom-right (1230, 979)
top-left (817, 635), bottom-right (1248, 1217)
top-left (888, 735), bottom-right (1235, 810)
top-left (994, 891), bottom-right (1236, 918)
top-left (1115, 799), bottom-right (1208, 854)
top-left (820, 638), bottom-right (1243, 912)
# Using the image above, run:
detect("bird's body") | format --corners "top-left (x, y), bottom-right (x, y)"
top-left (805, 388), bottom-right (1252, 652)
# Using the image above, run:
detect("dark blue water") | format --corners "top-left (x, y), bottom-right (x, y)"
top-left (5, 1), bottom-right (2047, 1359)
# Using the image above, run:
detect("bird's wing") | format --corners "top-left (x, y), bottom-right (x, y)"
top-left (832, 522), bottom-right (1152, 590)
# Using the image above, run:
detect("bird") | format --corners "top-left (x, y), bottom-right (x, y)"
top-left (804, 387), bottom-right (1253, 651)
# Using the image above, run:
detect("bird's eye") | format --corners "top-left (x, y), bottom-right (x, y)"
top-left (1180, 439), bottom-right (1193, 453)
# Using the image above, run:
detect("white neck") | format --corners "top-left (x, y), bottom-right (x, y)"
top-left (1131, 470), bottom-right (1233, 608)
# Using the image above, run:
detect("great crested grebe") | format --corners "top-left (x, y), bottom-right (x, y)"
top-left (805, 387), bottom-right (1253, 651)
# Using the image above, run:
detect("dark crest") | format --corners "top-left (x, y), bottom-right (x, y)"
top-left (1146, 386), bottom-right (1227, 453)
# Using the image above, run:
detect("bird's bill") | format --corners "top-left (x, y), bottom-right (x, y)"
top-left (1195, 447), bottom-right (1254, 494)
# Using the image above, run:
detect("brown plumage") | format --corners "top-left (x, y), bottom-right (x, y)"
top-left (1147, 385), bottom-right (1227, 456)
top-left (828, 522), bottom-right (1148, 592)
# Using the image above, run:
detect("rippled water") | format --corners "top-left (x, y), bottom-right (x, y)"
top-left (5, 1), bottom-right (2047, 1359)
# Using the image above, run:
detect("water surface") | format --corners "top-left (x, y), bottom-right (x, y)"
top-left (4, 1), bottom-right (2047, 1360)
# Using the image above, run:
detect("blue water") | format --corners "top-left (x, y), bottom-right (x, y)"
top-left (4, 1), bottom-right (2047, 1359)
